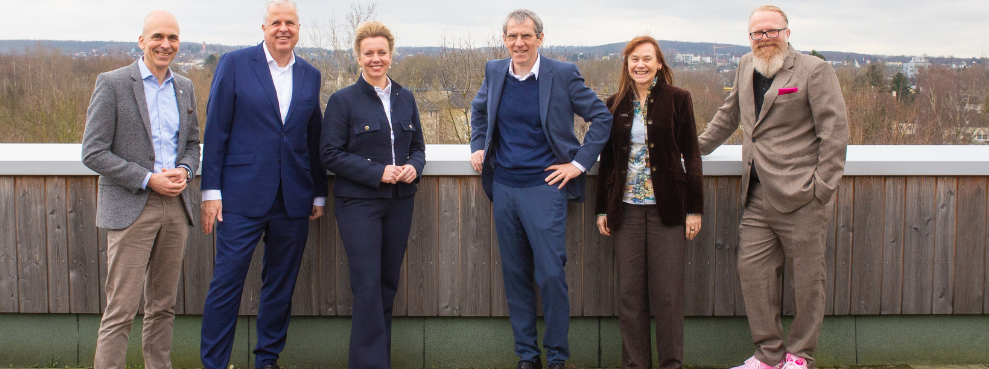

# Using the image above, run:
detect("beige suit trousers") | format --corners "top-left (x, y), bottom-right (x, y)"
top-left (94, 192), bottom-right (188, 369)
top-left (739, 182), bottom-right (828, 368)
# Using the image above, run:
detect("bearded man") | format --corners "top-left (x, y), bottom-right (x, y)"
top-left (697, 5), bottom-right (848, 369)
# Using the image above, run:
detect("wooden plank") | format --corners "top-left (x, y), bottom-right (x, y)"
top-left (490, 205), bottom-right (509, 317)
top-left (932, 177), bottom-right (957, 314)
top-left (182, 178), bottom-right (213, 314)
top-left (335, 221), bottom-right (352, 316)
top-left (459, 177), bottom-right (490, 316)
top-left (393, 252), bottom-right (409, 317)
top-left (735, 181), bottom-right (748, 316)
top-left (319, 179), bottom-right (337, 315)
top-left (902, 177), bottom-right (936, 314)
top-left (822, 185), bottom-right (839, 316)
top-left (582, 180), bottom-right (614, 316)
top-left (954, 177), bottom-right (986, 314)
top-left (291, 218), bottom-right (320, 315)
top-left (437, 177), bottom-right (461, 316)
top-left (565, 197), bottom-right (583, 317)
top-left (66, 177), bottom-right (100, 313)
top-left (714, 177), bottom-right (740, 316)
top-left (831, 177), bottom-right (855, 315)
top-left (0, 177), bottom-right (18, 312)
top-left (850, 177), bottom-right (884, 314)
top-left (406, 177), bottom-right (438, 316)
top-left (239, 240), bottom-right (264, 315)
top-left (45, 176), bottom-right (70, 313)
top-left (685, 177), bottom-right (717, 316)
top-left (16, 177), bottom-right (49, 313)
top-left (881, 177), bottom-right (906, 314)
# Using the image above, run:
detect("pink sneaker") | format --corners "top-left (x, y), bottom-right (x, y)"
top-left (782, 353), bottom-right (808, 369)
top-left (730, 356), bottom-right (784, 369)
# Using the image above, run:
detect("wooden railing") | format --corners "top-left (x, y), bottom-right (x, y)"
top-left (0, 144), bottom-right (987, 316)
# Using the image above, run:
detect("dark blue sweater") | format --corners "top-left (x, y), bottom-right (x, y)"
top-left (493, 74), bottom-right (556, 187)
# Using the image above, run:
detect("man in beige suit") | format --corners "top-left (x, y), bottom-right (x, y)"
top-left (697, 5), bottom-right (848, 369)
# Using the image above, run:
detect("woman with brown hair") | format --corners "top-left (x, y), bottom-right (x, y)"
top-left (594, 35), bottom-right (704, 369)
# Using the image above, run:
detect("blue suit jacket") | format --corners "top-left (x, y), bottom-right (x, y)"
top-left (201, 43), bottom-right (329, 218)
top-left (470, 55), bottom-right (613, 202)
top-left (320, 76), bottom-right (425, 198)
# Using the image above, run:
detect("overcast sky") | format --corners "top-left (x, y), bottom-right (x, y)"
top-left (7, 0), bottom-right (989, 57)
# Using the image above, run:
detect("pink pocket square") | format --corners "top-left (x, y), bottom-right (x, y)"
top-left (779, 87), bottom-right (798, 95)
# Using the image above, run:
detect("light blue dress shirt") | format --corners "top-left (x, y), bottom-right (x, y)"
top-left (138, 58), bottom-right (185, 189)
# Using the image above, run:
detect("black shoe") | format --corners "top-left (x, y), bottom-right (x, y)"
top-left (547, 362), bottom-right (565, 369)
top-left (258, 364), bottom-right (280, 369)
top-left (517, 359), bottom-right (542, 369)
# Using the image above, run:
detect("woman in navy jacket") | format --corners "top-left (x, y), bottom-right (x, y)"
top-left (319, 21), bottom-right (425, 369)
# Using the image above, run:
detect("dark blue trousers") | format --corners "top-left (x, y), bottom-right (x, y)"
top-left (492, 181), bottom-right (570, 364)
top-left (336, 195), bottom-right (415, 369)
top-left (200, 189), bottom-right (309, 369)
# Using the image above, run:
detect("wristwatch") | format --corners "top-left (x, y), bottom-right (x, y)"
top-left (181, 166), bottom-right (193, 182)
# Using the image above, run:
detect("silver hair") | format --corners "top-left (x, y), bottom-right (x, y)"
top-left (502, 9), bottom-right (543, 38)
top-left (262, 0), bottom-right (299, 24)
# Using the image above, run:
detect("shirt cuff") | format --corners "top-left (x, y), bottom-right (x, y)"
top-left (313, 197), bottom-right (326, 207)
top-left (572, 161), bottom-right (586, 172)
top-left (202, 190), bottom-right (222, 201)
top-left (141, 172), bottom-right (152, 190)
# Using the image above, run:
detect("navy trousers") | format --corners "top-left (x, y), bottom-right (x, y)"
top-left (200, 189), bottom-right (309, 369)
top-left (336, 195), bottom-right (415, 369)
top-left (492, 180), bottom-right (570, 364)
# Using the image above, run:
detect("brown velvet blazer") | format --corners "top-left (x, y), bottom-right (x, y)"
top-left (594, 81), bottom-right (704, 229)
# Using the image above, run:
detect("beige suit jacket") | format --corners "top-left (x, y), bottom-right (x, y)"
top-left (698, 45), bottom-right (849, 213)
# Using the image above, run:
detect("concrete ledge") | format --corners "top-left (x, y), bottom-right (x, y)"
top-left (3, 315), bottom-right (989, 368)
top-left (2, 144), bottom-right (988, 176)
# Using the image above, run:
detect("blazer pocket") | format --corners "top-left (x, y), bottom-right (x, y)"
top-left (400, 119), bottom-right (415, 132)
top-left (224, 153), bottom-right (255, 166)
top-left (355, 120), bottom-right (380, 135)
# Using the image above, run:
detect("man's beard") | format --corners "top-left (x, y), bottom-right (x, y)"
top-left (751, 39), bottom-right (788, 77)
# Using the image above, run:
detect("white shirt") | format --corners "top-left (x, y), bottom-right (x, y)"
top-left (202, 43), bottom-right (325, 207)
top-left (506, 54), bottom-right (585, 172)
top-left (364, 73), bottom-right (397, 165)
top-left (263, 42), bottom-right (295, 123)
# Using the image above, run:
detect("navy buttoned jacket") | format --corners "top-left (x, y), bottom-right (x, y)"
top-left (320, 76), bottom-right (426, 198)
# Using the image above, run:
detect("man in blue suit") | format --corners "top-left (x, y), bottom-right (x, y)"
top-left (198, 1), bottom-right (327, 368)
top-left (470, 9), bottom-right (613, 369)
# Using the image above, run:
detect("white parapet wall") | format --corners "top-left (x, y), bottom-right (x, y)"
top-left (1, 144), bottom-right (988, 176)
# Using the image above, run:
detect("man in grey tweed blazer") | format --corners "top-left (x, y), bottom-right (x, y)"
top-left (697, 6), bottom-right (848, 369)
top-left (81, 10), bottom-right (200, 369)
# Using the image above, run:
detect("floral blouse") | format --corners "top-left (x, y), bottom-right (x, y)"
top-left (622, 96), bottom-right (656, 205)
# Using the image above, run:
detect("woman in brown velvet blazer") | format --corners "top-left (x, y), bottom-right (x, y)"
top-left (594, 36), bottom-right (703, 369)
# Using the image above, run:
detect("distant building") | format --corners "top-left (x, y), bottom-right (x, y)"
top-left (903, 56), bottom-right (930, 78)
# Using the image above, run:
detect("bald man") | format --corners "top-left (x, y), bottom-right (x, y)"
top-left (82, 10), bottom-right (200, 369)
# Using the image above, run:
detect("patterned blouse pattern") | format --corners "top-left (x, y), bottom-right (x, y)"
top-left (622, 78), bottom-right (658, 205)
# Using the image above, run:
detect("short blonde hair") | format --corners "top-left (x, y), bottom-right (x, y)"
top-left (749, 5), bottom-right (789, 27)
top-left (353, 21), bottom-right (395, 60)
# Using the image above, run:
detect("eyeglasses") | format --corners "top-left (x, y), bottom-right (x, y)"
top-left (749, 28), bottom-right (787, 41)
top-left (505, 33), bottom-right (537, 42)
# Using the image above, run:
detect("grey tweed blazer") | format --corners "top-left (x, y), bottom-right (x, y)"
top-left (698, 44), bottom-right (849, 213)
top-left (81, 60), bottom-right (201, 229)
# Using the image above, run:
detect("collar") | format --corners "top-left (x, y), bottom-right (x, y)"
top-left (138, 57), bottom-right (173, 84)
top-left (362, 72), bottom-right (392, 94)
top-left (263, 41), bottom-right (296, 68)
top-left (509, 53), bottom-right (540, 80)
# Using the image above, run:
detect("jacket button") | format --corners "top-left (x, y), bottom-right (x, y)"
top-left (649, 143), bottom-right (654, 148)
top-left (282, 133), bottom-right (286, 137)
top-left (751, 137), bottom-right (756, 143)
top-left (651, 166), bottom-right (657, 171)
top-left (647, 120), bottom-right (652, 125)
top-left (409, 124), bottom-right (413, 129)
top-left (149, 155), bottom-right (154, 160)
top-left (367, 158), bottom-right (371, 161)
top-left (365, 126), bottom-right (370, 130)
top-left (278, 159), bottom-right (281, 163)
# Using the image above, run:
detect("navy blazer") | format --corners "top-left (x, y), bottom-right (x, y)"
top-left (201, 43), bottom-right (329, 218)
top-left (470, 55), bottom-right (613, 202)
top-left (320, 76), bottom-right (426, 198)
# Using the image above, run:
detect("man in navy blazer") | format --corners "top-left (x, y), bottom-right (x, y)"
top-left (198, 1), bottom-right (327, 369)
top-left (469, 9), bottom-right (612, 369)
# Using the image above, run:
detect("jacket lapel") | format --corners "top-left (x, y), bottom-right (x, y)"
top-left (283, 61), bottom-right (305, 127)
top-left (487, 59), bottom-right (507, 129)
top-left (128, 61), bottom-right (154, 145)
top-left (755, 46), bottom-right (797, 126)
top-left (251, 44), bottom-right (282, 123)
top-left (739, 57), bottom-right (756, 127)
top-left (537, 55), bottom-right (553, 130)
top-left (172, 79), bottom-right (189, 154)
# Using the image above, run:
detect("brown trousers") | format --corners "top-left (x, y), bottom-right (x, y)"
top-left (613, 204), bottom-right (686, 369)
top-left (739, 182), bottom-right (828, 368)
top-left (94, 192), bottom-right (188, 369)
